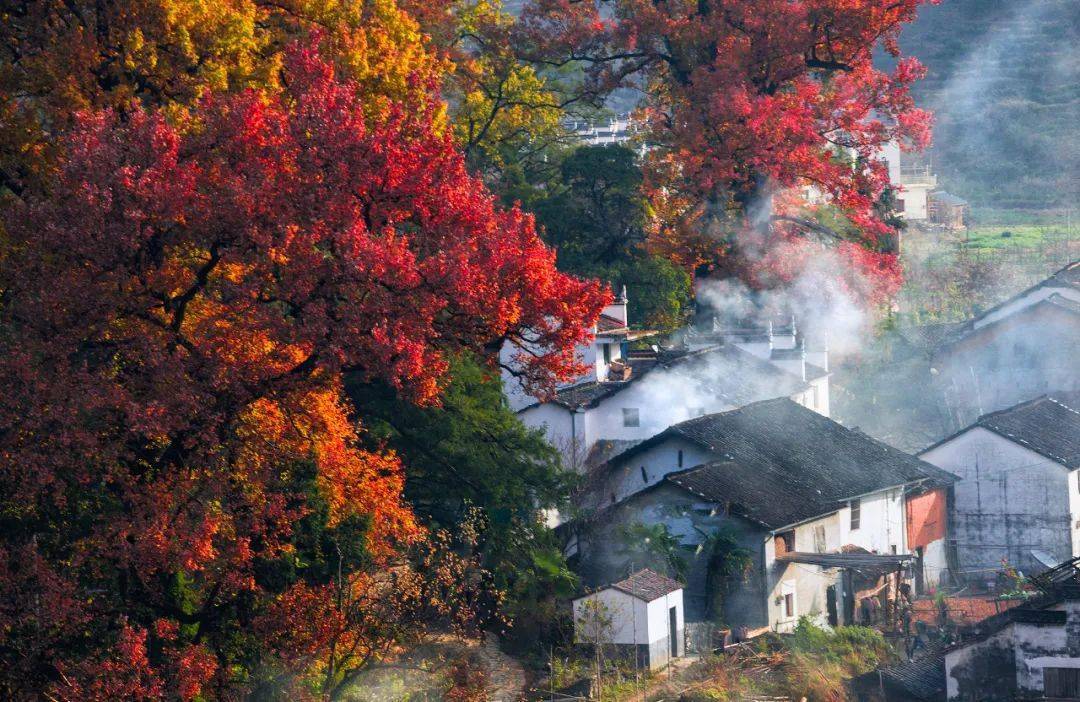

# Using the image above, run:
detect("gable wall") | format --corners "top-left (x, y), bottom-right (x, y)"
top-left (921, 427), bottom-right (1073, 577)
top-left (934, 304), bottom-right (1080, 427)
top-left (580, 437), bottom-right (716, 510)
top-left (572, 587), bottom-right (645, 645)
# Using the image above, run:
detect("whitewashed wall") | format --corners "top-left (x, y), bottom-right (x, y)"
top-left (572, 587), bottom-right (683, 647)
top-left (921, 427), bottom-right (1074, 577)
top-left (582, 437), bottom-right (716, 509)
top-left (837, 487), bottom-right (909, 556)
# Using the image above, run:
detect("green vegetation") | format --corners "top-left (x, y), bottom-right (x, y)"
top-left (784, 619), bottom-right (894, 701)
top-left (346, 354), bottom-right (580, 653)
top-left (894, 0), bottom-right (1078, 208)
top-left (960, 224), bottom-right (1076, 251)
top-left (528, 144), bottom-right (694, 331)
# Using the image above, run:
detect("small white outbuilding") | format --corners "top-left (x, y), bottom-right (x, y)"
top-left (572, 569), bottom-right (685, 670)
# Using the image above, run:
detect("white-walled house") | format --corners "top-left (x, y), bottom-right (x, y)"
top-left (943, 577), bottom-right (1080, 701)
top-left (569, 398), bottom-right (957, 631)
top-left (572, 569), bottom-right (685, 670)
top-left (684, 316), bottom-right (831, 418)
top-left (502, 287), bottom-right (651, 413)
top-left (928, 261), bottom-right (1080, 428)
top-left (919, 396), bottom-right (1080, 581)
top-left (517, 343), bottom-right (819, 472)
top-left (880, 140), bottom-right (937, 221)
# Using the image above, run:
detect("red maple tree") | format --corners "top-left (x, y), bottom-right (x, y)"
top-left (518, 0), bottom-right (932, 294)
top-left (0, 41), bottom-right (605, 699)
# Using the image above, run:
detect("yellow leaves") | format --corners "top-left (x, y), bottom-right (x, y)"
top-left (448, 0), bottom-right (563, 167)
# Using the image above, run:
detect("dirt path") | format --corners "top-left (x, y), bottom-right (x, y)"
top-left (478, 635), bottom-right (527, 701)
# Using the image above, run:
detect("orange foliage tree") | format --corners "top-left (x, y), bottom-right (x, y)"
top-left (0, 42), bottom-right (605, 699)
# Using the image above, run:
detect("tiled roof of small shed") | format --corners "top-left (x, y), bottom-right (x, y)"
top-left (610, 569), bottom-right (683, 601)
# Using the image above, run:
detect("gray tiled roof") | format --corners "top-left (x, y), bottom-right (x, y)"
top-left (962, 396), bottom-right (1080, 469)
top-left (654, 399), bottom-right (957, 529)
top-left (878, 647), bottom-right (947, 700)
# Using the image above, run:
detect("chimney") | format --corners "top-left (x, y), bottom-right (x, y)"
top-left (602, 285), bottom-right (629, 327)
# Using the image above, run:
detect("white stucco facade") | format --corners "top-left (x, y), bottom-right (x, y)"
top-left (920, 426), bottom-right (1078, 578)
top-left (572, 584), bottom-right (685, 670)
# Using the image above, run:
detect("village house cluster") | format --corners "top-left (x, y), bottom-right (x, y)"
top-left (502, 260), bottom-right (1080, 697)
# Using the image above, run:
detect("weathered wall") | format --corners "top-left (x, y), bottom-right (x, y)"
top-left (921, 427), bottom-right (1073, 578)
top-left (945, 601), bottom-right (1080, 701)
top-left (907, 488), bottom-right (948, 548)
top-left (933, 303), bottom-right (1080, 427)
top-left (575, 484), bottom-right (768, 627)
top-left (945, 627), bottom-right (1019, 701)
top-left (580, 437), bottom-right (715, 510)
top-left (765, 513), bottom-right (844, 631)
top-left (907, 487), bottom-right (951, 590)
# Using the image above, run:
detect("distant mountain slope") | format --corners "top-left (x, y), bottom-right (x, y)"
top-left (895, 0), bottom-right (1079, 208)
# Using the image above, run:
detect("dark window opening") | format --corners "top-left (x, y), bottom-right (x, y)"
top-left (640, 466), bottom-right (648, 483)
top-left (622, 408), bottom-right (640, 427)
top-left (784, 593), bottom-right (794, 618)
top-left (677, 450), bottom-right (684, 467)
top-left (610, 493), bottom-right (616, 504)
top-left (602, 343), bottom-right (611, 364)
top-left (850, 499), bottom-right (861, 530)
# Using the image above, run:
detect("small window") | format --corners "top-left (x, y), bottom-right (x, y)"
top-left (784, 593), bottom-right (795, 618)
top-left (677, 450), bottom-right (684, 467)
top-left (610, 493), bottom-right (616, 504)
top-left (776, 530), bottom-right (795, 556)
top-left (895, 198), bottom-right (905, 213)
top-left (813, 525), bottom-right (826, 554)
top-left (622, 408), bottom-right (640, 427)
top-left (602, 343), bottom-right (611, 364)
top-left (640, 466), bottom-right (648, 484)
top-left (850, 499), bottom-right (861, 530)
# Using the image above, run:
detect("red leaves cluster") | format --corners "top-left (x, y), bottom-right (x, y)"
top-left (0, 41), bottom-right (604, 697)
top-left (520, 0), bottom-right (933, 293)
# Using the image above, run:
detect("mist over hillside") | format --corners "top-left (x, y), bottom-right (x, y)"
top-left (893, 0), bottom-right (1079, 208)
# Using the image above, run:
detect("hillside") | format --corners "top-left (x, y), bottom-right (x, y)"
top-left (893, 0), bottom-right (1079, 208)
